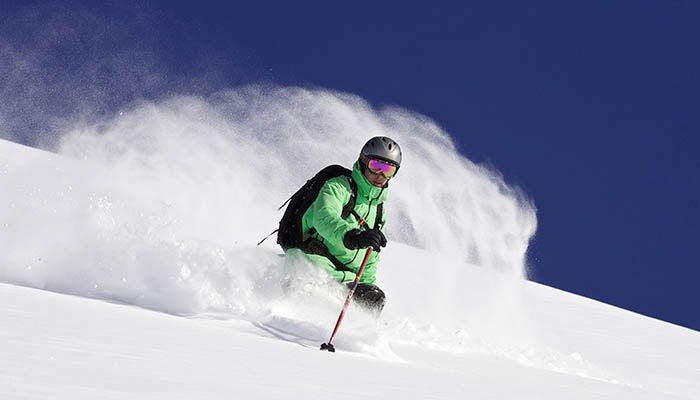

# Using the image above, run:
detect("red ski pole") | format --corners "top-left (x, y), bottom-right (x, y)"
top-left (320, 248), bottom-right (373, 352)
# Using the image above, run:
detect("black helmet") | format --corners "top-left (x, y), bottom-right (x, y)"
top-left (359, 136), bottom-right (402, 167)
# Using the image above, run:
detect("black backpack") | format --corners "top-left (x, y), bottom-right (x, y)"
top-left (276, 165), bottom-right (358, 251)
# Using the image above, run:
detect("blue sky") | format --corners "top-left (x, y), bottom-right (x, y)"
top-left (2, 1), bottom-right (699, 331)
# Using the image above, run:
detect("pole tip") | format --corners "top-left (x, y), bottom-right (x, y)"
top-left (320, 343), bottom-right (335, 352)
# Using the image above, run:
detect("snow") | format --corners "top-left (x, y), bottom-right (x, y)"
top-left (3, 277), bottom-right (699, 399)
top-left (1, 89), bottom-right (699, 399)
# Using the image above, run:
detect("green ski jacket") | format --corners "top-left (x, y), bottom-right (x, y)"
top-left (290, 161), bottom-right (388, 284)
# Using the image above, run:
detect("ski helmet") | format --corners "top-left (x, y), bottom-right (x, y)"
top-left (359, 136), bottom-right (402, 167)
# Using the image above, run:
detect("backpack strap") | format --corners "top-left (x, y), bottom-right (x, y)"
top-left (374, 203), bottom-right (384, 230)
top-left (347, 201), bottom-right (383, 232)
top-left (300, 237), bottom-right (354, 272)
top-left (340, 175), bottom-right (357, 219)
top-left (256, 229), bottom-right (278, 246)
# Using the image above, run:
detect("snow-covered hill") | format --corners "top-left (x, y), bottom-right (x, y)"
top-left (2, 89), bottom-right (699, 399)
top-left (3, 278), bottom-right (697, 400)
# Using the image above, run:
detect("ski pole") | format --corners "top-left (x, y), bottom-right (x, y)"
top-left (320, 248), bottom-right (373, 352)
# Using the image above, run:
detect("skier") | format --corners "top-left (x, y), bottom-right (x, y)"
top-left (284, 136), bottom-right (402, 313)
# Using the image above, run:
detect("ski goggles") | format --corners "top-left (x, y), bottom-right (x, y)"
top-left (367, 158), bottom-right (399, 178)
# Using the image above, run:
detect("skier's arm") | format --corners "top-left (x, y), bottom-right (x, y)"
top-left (311, 179), bottom-right (355, 250)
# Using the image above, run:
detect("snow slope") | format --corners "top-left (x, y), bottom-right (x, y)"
top-left (3, 279), bottom-right (698, 400)
top-left (3, 268), bottom-right (699, 399)
top-left (2, 89), bottom-right (699, 399)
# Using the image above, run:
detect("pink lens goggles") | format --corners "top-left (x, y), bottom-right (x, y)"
top-left (367, 158), bottom-right (398, 178)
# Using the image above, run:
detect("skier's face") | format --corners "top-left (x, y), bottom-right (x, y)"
top-left (363, 168), bottom-right (388, 187)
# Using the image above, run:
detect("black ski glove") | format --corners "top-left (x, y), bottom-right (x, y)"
top-left (343, 229), bottom-right (387, 252)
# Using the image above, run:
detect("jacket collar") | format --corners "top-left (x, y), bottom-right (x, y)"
top-left (351, 161), bottom-right (388, 203)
